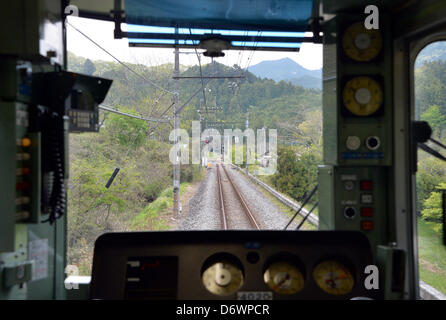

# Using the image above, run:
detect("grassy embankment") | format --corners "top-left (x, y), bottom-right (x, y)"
top-left (418, 219), bottom-right (446, 294)
top-left (131, 183), bottom-right (190, 230)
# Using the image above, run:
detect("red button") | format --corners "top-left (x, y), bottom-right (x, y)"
top-left (360, 180), bottom-right (373, 190)
top-left (16, 182), bottom-right (30, 190)
top-left (361, 207), bottom-right (373, 217)
top-left (361, 221), bottom-right (374, 231)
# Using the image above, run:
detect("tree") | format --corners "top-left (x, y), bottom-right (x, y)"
top-left (271, 146), bottom-right (318, 203)
top-left (421, 105), bottom-right (446, 138)
top-left (421, 182), bottom-right (446, 233)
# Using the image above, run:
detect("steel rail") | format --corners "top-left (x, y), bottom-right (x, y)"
top-left (220, 164), bottom-right (260, 230)
top-left (216, 164), bottom-right (228, 230)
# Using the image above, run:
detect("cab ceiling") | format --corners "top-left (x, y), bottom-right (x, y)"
top-left (70, 0), bottom-right (125, 21)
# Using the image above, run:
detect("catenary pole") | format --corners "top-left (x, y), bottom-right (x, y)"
top-left (173, 29), bottom-right (181, 218)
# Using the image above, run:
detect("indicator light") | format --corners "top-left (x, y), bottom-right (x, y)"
top-left (16, 168), bottom-right (31, 176)
top-left (20, 137), bottom-right (32, 147)
top-left (16, 182), bottom-right (30, 190)
top-left (361, 221), bottom-right (374, 231)
top-left (16, 153), bottom-right (31, 161)
top-left (360, 180), bottom-right (373, 190)
top-left (361, 207), bottom-right (373, 217)
top-left (361, 194), bottom-right (373, 204)
top-left (15, 197), bottom-right (30, 205)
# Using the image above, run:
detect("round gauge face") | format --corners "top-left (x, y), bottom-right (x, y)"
top-left (343, 76), bottom-right (383, 116)
top-left (263, 262), bottom-right (305, 295)
top-left (342, 22), bottom-right (382, 61)
top-left (313, 260), bottom-right (354, 295)
top-left (202, 261), bottom-right (244, 296)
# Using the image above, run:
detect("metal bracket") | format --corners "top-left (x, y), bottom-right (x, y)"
top-left (111, 0), bottom-right (125, 39)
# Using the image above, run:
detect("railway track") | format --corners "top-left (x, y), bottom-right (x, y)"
top-left (216, 163), bottom-right (261, 230)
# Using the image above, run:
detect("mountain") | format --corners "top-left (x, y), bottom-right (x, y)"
top-left (248, 58), bottom-right (322, 89)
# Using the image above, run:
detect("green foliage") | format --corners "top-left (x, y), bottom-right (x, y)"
top-left (416, 157), bottom-right (446, 208)
top-left (66, 52), bottom-right (322, 274)
top-left (421, 105), bottom-right (446, 138)
top-left (271, 146), bottom-right (319, 203)
top-left (421, 182), bottom-right (446, 233)
top-left (415, 60), bottom-right (446, 120)
top-left (418, 219), bottom-right (446, 295)
top-left (104, 109), bottom-right (148, 147)
top-left (415, 53), bottom-right (446, 236)
top-left (132, 183), bottom-right (190, 230)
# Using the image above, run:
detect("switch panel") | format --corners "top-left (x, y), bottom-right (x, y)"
top-left (318, 165), bottom-right (389, 253)
top-left (0, 102), bottom-right (40, 251)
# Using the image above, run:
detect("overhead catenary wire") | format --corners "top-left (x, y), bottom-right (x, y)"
top-left (231, 31), bottom-right (262, 114)
top-left (147, 101), bottom-right (175, 135)
top-left (99, 105), bottom-right (170, 123)
top-left (66, 20), bottom-right (174, 95)
top-left (189, 28), bottom-right (209, 115)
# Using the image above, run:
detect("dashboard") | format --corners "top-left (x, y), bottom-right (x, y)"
top-left (90, 231), bottom-right (381, 300)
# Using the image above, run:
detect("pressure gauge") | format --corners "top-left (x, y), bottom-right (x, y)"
top-left (342, 22), bottom-right (382, 62)
top-left (313, 260), bottom-right (354, 295)
top-left (264, 262), bottom-right (305, 295)
top-left (343, 76), bottom-right (383, 116)
top-left (202, 260), bottom-right (244, 296)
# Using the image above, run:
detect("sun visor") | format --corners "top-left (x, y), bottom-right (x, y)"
top-left (122, 0), bottom-right (319, 52)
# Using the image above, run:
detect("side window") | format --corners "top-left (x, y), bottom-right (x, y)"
top-left (415, 41), bottom-right (446, 295)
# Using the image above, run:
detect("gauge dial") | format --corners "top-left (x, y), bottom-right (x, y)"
top-left (202, 261), bottom-right (243, 296)
top-left (343, 22), bottom-right (382, 61)
top-left (343, 76), bottom-right (383, 116)
top-left (313, 260), bottom-right (354, 295)
top-left (264, 262), bottom-right (305, 295)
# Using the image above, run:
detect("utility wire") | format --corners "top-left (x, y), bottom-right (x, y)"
top-left (66, 20), bottom-right (174, 95)
top-left (148, 91), bottom-right (168, 119)
top-left (99, 105), bottom-right (170, 123)
top-left (147, 102), bottom-right (175, 135)
top-left (232, 31), bottom-right (262, 114)
top-left (189, 28), bottom-right (209, 115)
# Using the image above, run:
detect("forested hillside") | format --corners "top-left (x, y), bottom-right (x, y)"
top-left (413, 43), bottom-right (446, 293)
top-left (415, 58), bottom-right (446, 234)
top-left (66, 41), bottom-right (446, 290)
top-left (67, 53), bottom-right (322, 273)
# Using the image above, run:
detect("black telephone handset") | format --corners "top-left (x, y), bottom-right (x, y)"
top-left (32, 70), bottom-right (112, 224)
top-left (40, 109), bottom-right (66, 224)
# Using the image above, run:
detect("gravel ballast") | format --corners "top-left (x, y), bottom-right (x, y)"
top-left (179, 162), bottom-right (295, 230)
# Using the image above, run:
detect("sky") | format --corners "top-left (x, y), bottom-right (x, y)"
top-left (67, 16), bottom-right (323, 70)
